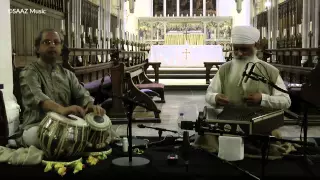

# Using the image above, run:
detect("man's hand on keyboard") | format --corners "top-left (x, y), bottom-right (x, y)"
top-left (244, 93), bottom-right (262, 106)
top-left (215, 94), bottom-right (230, 106)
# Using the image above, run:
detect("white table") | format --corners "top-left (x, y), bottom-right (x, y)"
top-left (148, 45), bottom-right (225, 67)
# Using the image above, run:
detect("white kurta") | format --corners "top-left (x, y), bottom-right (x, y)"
top-left (205, 57), bottom-right (291, 109)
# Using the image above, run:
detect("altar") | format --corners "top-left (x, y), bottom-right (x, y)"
top-left (148, 45), bottom-right (225, 67)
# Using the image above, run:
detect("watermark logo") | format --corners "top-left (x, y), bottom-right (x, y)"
top-left (8, 9), bottom-right (46, 14)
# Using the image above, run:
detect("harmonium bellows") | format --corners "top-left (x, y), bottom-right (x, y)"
top-left (201, 106), bottom-right (284, 136)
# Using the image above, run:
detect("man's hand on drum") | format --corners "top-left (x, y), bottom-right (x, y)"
top-left (58, 105), bottom-right (86, 117)
top-left (85, 104), bottom-right (106, 116)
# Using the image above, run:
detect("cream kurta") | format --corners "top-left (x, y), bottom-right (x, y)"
top-left (205, 57), bottom-right (291, 109)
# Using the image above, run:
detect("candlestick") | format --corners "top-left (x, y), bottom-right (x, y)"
top-left (88, 27), bottom-right (92, 37)
top-left (298, 24), bottom-right (302, 34)
top-left (110, 32), bottom-right (113, 39)
top-left (309, 21), bottom-right (312, 32)
top-left (71, 23), bottom-right (75, 32)
top-left (102, 30), bottom-right (104, 37)
top-left (124, 32), bottom-right (127, 41)
top-left (61, 19), bottom-right (64, 31)
top-left (81, 25), bottom-right (84, 34)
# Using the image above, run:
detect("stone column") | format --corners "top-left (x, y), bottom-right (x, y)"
top-left (272, 0), bottom-right (278, 62)
top-left (106, 0), bottom-right (111, 34)
top-left (190, 0), bottom-right (193, 16)
top-left (267, 0), bottom-right (272, 49)
top-left (203, 0), bottom-right (206, 16)
top-left (72, 0), bottom-right (82, 48)
top-left (314, 0), bottom-right (319, 48)
top-left (164, 0), bottom-right (166, 16)
top-left (177, 0), bottom-right (180, 16)
top-left (0, 0), bottom-right (13, 100)
top-left (302, 0), bottom-right (309, 65)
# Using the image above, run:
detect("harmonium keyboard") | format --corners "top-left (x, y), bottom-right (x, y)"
top-left (200, 105), bottom-right (284, 136)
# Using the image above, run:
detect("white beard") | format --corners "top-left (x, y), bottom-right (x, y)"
top-left (229, 51), bottom-right (258, 87)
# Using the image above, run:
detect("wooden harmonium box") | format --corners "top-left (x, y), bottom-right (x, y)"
top-left (202, 106), bottom-right (284, 136)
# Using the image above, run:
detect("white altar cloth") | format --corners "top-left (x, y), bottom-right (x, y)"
top-left (148, 45), bottom-right (225, 67)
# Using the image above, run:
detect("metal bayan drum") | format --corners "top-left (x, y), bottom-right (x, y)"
top-left (85, 113), bottom-right (112, 150)
top-left (38, 112), bottom-right (89, 160)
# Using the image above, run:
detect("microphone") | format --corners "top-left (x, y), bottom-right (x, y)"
top-left (237, 63), bottom-right (250, 87)
top-left (137, 124), bottom-right (178, 134)
top-left (244, 63), bottom-right (256, 83)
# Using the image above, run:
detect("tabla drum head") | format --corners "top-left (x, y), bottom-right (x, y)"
top-left (85, 113), bottom-right (111, 131)
top-left (46, 112), bottom-right (88, 127)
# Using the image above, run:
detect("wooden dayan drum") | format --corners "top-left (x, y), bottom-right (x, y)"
top-left (85, 113), bottom-right (112, 150)
top-left (38, 112), bottom-right (89, 160)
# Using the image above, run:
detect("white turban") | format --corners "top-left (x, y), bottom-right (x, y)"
top-left (231, 26), bottom-right (260, 44)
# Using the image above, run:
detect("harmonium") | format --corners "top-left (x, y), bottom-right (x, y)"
top-left (199, 105), bottom-right (284, 136)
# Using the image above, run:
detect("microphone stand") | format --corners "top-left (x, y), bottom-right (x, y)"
top-left (111, 95), bottom-right (152, 167)
top-left (243, 72), bottom-right (317, 176)
top-left (138, 124), bottom-right (178, 140)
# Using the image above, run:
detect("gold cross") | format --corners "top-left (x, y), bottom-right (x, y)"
top-left (182, 49), bottom-right (190, 60)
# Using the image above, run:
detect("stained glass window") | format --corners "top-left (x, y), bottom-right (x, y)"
top-left (193, 0), bottom-right (203, 16)
top-left (153, 0), bottom-right (163, 16)
top-left (180, 0), bottom-right (190, 16)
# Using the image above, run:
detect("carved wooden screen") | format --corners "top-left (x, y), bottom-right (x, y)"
top-left (256, 11), bottom-right (268, 41)
top-left (27, 0), bottom-right (64, 12)
top-left (193, 0), bottom-right (203, 16)
top-left (81, 0), bottom-right (99, 44)
top-left (153, 0), bottom-right (164, 16)
top-left (11, 0), bottom-right (64, 67)
top-left (206, 0), bottom-right (216, 16)
top-left (167, 0), bottom-right (177, 16)
top-left (180, 0), bottom-right (190, 16)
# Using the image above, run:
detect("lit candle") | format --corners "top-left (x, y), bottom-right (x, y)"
top-left (299, 24), bottom-right (302, 33)
top-left (61, 19), bottom-right (64, 31)
top-left (309, 21), bottom-right (312, 32)
top-left (88, 27), bottom-right (92, 36)
top-left (81, 25), bottom-right (84, 34)
top-left (277, 30), bottom-right (279, 38)
top-left (71, 23), bottom-right (75, 32)
top-left (291, 26), bottom-right (294, 35)
top-left (270, 30), bottom-right (272, 39)
top-left (95, 29), bottom-right (98, 37)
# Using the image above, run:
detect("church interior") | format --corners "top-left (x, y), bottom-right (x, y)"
top-left (1, 0), bottom-right (320, 179)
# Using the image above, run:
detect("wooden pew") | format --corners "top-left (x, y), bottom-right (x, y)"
top-left (108, 57), bottom-right (162, 124)
top-left (266, 48), bottom-right (320, 125)
top-left (204, 62), bottom-right (225, 84)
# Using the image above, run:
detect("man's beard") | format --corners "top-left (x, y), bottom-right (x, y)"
top-left (233, 50), bottom-right (257, 62)
top-left (40, 51), bottom-right (58, 64)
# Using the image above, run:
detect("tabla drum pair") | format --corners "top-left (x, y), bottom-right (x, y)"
top-left (38, 112), bottom-right (112, 160)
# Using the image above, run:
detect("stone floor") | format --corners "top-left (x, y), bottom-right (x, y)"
top-left (112, 90), bottom-right (320, 138)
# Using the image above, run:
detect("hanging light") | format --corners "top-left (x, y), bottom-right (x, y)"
top-left (129, 0), bottom-right (135, 13)
top-left (235, 0), bottom-right (243, 13)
